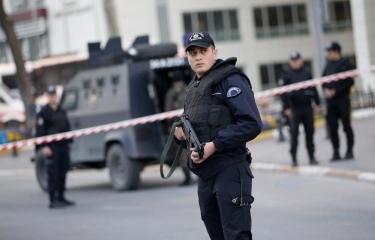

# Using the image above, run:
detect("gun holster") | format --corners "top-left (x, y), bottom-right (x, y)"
top-left (246, 148), bottom-right (252, 164)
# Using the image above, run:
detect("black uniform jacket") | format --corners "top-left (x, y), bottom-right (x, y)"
top-left (322, 58), bottom-right (354, 102)
top-left (35, 104), bottom-right (73, 149)
top-left (182, 60), bottom-right (262, 180)
top-left (280, 67), bottom-right (320, 110)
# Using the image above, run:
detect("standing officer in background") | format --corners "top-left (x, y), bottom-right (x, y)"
top-left (164, 70), bottom-right (192, 186)
top-left (36, 85), bottom-right (75, 209)
top-left (174, 32), bottom-right (262, 240)
top-left (279, 52), bottom-right (320, 167)
top-left (322, 42), bottom-right (355, 161)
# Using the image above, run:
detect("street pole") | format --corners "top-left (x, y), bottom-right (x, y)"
top-left (311, 0), bottom-right (330, 73)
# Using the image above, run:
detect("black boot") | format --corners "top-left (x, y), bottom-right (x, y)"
top-left (291, 154), bottom-right (298, 167)
top-left (344, 149), bottom-right (354, 160)
top-left (58, 192), bottom-right (75, 206)
top-left (330, 150), bottom-right (341, 162)
top-left (309, 158), bottom-right (319, 165)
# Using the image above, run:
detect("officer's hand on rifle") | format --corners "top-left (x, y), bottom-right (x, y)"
top-left (190, 142), bottom-right (217, 164)
top-left (174, 127), bottom-right (186, 141)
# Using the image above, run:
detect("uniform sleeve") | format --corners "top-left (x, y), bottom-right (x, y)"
top-left (322, 67), bottom-right (329, 89)
top-left (308, 71), bottom-right (320, 106)
top-left (279, 72), bottom-right (291, 110)
top-left (63, 110), bottom-right (74, 144)
top-left (35, 108), bottom-right (47, 149)
top-left (334, 60), bottom-right (354, 98)
top-left (212, 74), bottom-right (262, 153)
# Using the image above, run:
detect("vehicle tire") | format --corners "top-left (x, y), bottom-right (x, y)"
top-left (35, 149), bottom-right (48, 192)
top-left (106, 144), bottom-right (142, 191)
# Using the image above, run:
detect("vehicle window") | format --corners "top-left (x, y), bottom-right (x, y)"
top-left (61, 90), bottom-right (78, 111)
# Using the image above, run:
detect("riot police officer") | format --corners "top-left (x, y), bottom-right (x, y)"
top-left (174, 32), bottom-right (262, 240)
top-left (279, 52), bottom-right (321, 167)
top-left (322, 42), bottom-right (355, 161)
top-left (36, 85), bottom-right (75, 209)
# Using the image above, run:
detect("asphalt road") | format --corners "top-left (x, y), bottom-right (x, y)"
top-left (1, 169), bottom-right (374, 240)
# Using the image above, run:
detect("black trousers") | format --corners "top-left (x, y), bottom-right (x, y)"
top-left (290, 106), bottom-right (315, 159)
top-left (198, 161), bottom-right (253, 240)
top-left (326, 97), bottom-right (354, 153)
top-left (45, 144), bottom-right (70, 202)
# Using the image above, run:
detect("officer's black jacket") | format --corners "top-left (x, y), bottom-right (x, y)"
top-left (182, 59), bottom-right (262, 180)
top-left (35, 104), bottom-right (73, 148)
top-left (322, 57), bottom-right (354, 102)
top-left (279, 67), bottom-right (320, 110)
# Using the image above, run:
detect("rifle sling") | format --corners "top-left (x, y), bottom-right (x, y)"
top-left (160, 122), bottom-right (185, 179)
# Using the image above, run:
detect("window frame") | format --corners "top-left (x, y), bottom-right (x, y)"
top-left (183, 9), bottom-right (240, 42)
top-left (60, 89), bottom-right (79, 111)
top-left (253, 4), bottom-right (309, 39)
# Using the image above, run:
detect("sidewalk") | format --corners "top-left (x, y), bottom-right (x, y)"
top-left (248, 108), bottom-right (375, 184)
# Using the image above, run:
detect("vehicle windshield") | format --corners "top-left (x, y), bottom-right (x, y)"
top-left (0, 83), bottom-right (20, 99)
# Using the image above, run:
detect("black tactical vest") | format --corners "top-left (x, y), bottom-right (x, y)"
top-left (43, 105), bottom-right (70, 135)
top-left (185, 57), bottom-right (250, 144)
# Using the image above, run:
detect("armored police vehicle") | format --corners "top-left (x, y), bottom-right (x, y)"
top-left (35, 36), bottom-right (192, 191)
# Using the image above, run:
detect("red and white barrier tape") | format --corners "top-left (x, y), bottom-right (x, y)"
top-left (0, 109), bottom-right (183, 151)
top-left (1, 65), bottom-right (374, 151)
top-left (255, 65), bottom-right (375, 99)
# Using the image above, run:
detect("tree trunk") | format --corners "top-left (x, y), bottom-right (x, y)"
top-left (0, 0), bottom-right (34, 134)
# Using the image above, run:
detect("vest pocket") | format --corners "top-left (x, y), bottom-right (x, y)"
top-left (208, 107), bottom-right (222, 127)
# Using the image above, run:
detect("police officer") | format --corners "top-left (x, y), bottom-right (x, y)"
top-left (322, 42), bottom-right (355, 161)
top-left (174, 32), bottom-right (262, 240)
top-left (164, 70), bottom-right (192, 186)
top-left (279, 52), bottom-right (321, 167)
top-left (36, 85), bottom-right (75, 209)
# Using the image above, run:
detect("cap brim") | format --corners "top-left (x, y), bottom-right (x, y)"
top-left (185, 42), bottom-right (212, 52)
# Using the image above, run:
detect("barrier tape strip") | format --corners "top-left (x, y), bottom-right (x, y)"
top-left (1, 65), bottom-right (374, 151)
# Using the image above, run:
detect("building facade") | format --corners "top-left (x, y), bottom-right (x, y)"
top-left (0, 0), bottom-right (374, 92)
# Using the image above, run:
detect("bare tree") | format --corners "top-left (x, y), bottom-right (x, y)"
top-left (0, 0), bottom-right (34, 133)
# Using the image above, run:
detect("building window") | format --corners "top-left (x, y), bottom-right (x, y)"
top-left (323, 0), bottom-right (352, 32)
top-left (183, 10), bottom-right (240, 42)
top-left (253, 4), bottom-right (308, 39)
top-left (259, 61), bottom-right (312, 90)
top-left (11, 0), bottom-right (44, 13)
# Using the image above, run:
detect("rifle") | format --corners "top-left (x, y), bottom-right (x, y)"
top-left (160, 113), bottom-right (205, 179)
top-left (179, 113), bottom-right (205, 161)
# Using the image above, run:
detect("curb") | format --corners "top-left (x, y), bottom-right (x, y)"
top-left (1, 163), bottom-right (375, 185)
top-left (251, 162), bottom-right (375, 185)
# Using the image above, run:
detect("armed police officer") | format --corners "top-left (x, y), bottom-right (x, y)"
top-left (279, 52), bottom-right (321, 167)
top-left (174, 32), bottom-right (262, 240)
top-left (36, 85), bottom-right (75, 209)
top-left (322, 42), bottom-right (355, 161)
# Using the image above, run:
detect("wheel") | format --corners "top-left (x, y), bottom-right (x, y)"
top-left (106, 144), bottom-right (142, 191)
top-left (35, 149), bottom-right (48, 192)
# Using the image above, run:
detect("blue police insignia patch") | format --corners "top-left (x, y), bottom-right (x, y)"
top-left (227, 87), bottom-right (242, 98)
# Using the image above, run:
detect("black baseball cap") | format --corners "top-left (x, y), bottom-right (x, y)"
top-left (185, 32), bottom-right (215, 52)
top-left (290, 51), bottom-right (301, 60)
top-left (46, 85), bottom-right (57, 94)
top-left (325, 42), bottom-right (341, 51)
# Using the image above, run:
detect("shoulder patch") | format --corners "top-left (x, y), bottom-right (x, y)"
top-left (227, 87), bottom-right (242, 98)
top-left (37, 117), bottom-right (44, 125)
